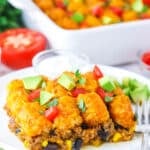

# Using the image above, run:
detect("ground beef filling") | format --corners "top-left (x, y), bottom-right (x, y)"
top-left (8, 117), bottom-right (134, 150)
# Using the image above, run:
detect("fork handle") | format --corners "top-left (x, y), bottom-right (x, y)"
top-left (141, 132), bottom-right (149, 150)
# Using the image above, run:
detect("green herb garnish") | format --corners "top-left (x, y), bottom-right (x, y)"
top-left (75, 69), bottom-right (81, 78)
top-left (75, 69), bottom-right (86, 85)
top-left (104, 96), bottom-right (113, 103)
top-left (47, 98), bottom-right (58, 107)
top-left (78, 77), bottom-right (86, 85)
top-left (78, 99), bottom-right (86, 112)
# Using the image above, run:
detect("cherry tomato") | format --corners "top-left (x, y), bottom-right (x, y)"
top-left (28, 89), bottom-right (41, 102)
top-left (96, 87), bottom-right (105, 99)
top-left (0, 28), bottom-right (47, 69)
top-left (110, 6), bottom-right (123, 17)
top-left (92, 5), bottom-right (104, 17)
top-left (142, 51), bottom-right (150, 65)
top-left (93, 65), bottom-right (103, 80)
top-left (45, 106), bottom-right (59, 122)
top-left (71, 88), bottom-right (86, 97)
top-left (143, 0), bottom-right (150, 6)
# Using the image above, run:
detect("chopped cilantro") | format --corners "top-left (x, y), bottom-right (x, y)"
top-left (78, 99), bottom-right (86, 112)
top-left (47, 98), bottom-right (58, 107)
top-left (75, 69), bottom-right (81, 78)
top-left (104, 96), bottom-right (113, 103)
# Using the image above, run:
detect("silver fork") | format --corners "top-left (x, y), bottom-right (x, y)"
top-left (135, 100), bottom-right (150, 150)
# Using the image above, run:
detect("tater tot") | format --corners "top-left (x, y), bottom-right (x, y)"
top-left (109, 95), bottom-right (135, 128)
top-left (78, 92), bottom-right (110, 126)
top-left (53, 96), bottom-right (83, 130)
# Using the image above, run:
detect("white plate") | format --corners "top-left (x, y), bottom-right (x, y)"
top-left (0, 65), bottom-right (149, 150)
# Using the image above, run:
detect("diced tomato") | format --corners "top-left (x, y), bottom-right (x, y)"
top-left (28, 89), bottom-right (41, 102)
top-left (142, 51), bottom-right (150, 65)
top-left (0, 28), bottom-right (47, 69)
top-left (96, 87), bottom-right (114, 99)
top-left (80, 22), bottom-right (89, 28)
top-left (105, 92), bottom-right (114, 97)
top-left (92, 5), bottom-right (104, 17)
top-left (55, 0), bottom-right (65, 9)
top-left (143, 0), bottom-right (150, 6)
top-left (71, 88), bottom-right (86, 97)
top-left (93, 65), bottom-right (103, 80)
top-left (141, 13), bottom-right (150, 19)
top-left (110, 6), bottom-right (123, 17)
top-left (45, 106), bottom-right (59, 122)
top-left (96, 87), bottom-right (105, 99)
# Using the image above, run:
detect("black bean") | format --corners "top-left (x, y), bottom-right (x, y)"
top-left (81, 123), bottom-right (88, 129)
top-left (97, 129), bottom-right (109, 141)
top-left (72, 138), bottom-right (83, 150)
top-left (49, 129), bottom-right (56, 136)
top-left (15, 128), bottom-right (21, 134)
top-left (114, 123), bottom-right (124, 130)
top-left (43, 143), bottom-right (59, 150)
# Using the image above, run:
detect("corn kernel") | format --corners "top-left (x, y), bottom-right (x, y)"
top-left (66, 140), bottom-right (72, 150)
top-left (91, 139), bottom-right (102, 146)
top-left (112, 132), bottom-right (122, 142)
top-left (24, 140), bottom-right (29, 148)
top-left (42, 140), bottom-right (48, 147)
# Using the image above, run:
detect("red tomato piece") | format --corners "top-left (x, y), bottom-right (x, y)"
top-left (96, 87), bottom-right (105, 99)
top-left (105, 92), bottom-right (114, 97)
top-left (45, 106), bottom-right (59, 122)
top-left (142, 51), bottom-right (150, 65)
top-left (0, 28), bottom-right (47, 69)
top-left (140, 13), bottom-right (150, 19)
top-left (71, 88), bottom-right (86, 97)
top-left (55, 0), bottom-right (65, 9)
top-left (92, 5), bottom-right (104, 17)
top-left (143, 0), bottom-right (150, 6)
top-left (80, 22), bottom-right (89, 28)
top-left (110, 6), bottom-right (123, 17)
top-left (28, 89), bottom-right (41, 102)
top-left (93, 65), bottom-right (103, 79)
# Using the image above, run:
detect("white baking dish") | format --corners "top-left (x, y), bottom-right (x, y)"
top-left (8, 0), bottom-right (150, 65)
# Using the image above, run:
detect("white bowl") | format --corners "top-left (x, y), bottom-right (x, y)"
top-left (8, 0), bottom-right (150, 65)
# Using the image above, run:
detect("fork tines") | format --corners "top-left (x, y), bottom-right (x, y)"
top-left (135, 100), bottom-right (150, 132)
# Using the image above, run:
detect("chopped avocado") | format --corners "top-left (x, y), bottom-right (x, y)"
top-left (130, 86), bottom-right (148, 103)
top-left (57, 73), bottom-right (76, 91)
top-left (98, 76), bottom-right (116, 92)
top-left (122, 77), bottom-right (130, 88)
top-left (110, 76), bottom-right (122, 87)
top-left (129, 79), bottom-right (141, 90)
top-left (132, 0), bottom-right (144, 13)
top-left (123, 87), bottom-right (130, 96)
top-left (40, 91), bottom-right (54, 105)
top-left (22, 76), bottom-right (43, 90)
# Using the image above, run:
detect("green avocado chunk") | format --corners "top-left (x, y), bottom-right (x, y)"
top-left (58, 73), bottom-right (76, 91)
top-left (22, 76), bottom-right (43, 90)
top-left (40, 91), bottom-right (54, 105)
top-left (130, 86), bottom-right (149, 103)
top-left (98, 76), bottom-right (116, 92)
top-left (132, 0), bottom-right (145, 13)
